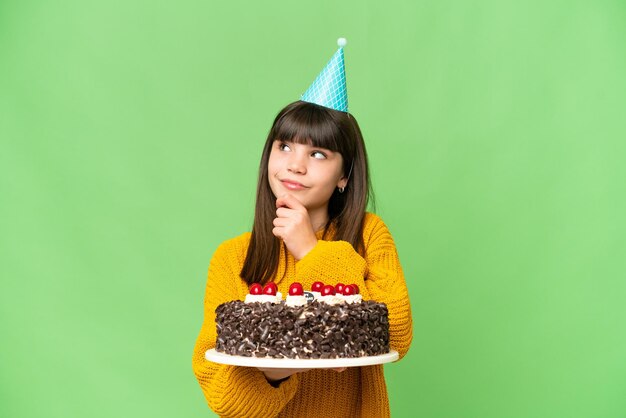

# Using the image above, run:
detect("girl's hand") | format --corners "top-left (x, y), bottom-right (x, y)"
top-left (273, 194), bottom-right (318, 260)
top-left (257, 367), bottom-right (347, 384)
top-left (257, 367), bottom-right (311, 383)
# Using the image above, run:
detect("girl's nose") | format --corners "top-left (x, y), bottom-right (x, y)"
top-left (287, 153), bottom-right (307, 174)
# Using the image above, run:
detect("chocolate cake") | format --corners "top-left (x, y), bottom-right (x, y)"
top-left (214, 299), bottom-right (390, 359)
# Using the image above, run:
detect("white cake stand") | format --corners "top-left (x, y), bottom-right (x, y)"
top-left (205, 349), bottom-right (399, 369)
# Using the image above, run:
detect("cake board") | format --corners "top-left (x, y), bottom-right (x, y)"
top-left (205, 349), bottom-right (399, 369)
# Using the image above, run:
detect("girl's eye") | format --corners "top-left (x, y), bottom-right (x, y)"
top-left (311, 151), bottom-right (327, 160)
top-left (279, 143), bottom-right (291, 151)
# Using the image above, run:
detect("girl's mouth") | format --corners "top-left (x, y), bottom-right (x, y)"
top-left (280, 179), bottom-right (308, 190)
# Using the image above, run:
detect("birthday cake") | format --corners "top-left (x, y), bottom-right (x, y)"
top-left (214, 282), bottom-right (390, 359)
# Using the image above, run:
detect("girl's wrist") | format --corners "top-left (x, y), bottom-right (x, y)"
top-left (294, 238), bottom-right (318, 261)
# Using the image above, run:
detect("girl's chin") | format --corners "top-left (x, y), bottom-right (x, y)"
top-left (272, 184), bottom-right (307, 197)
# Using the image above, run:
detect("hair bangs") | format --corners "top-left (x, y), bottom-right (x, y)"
top-left (272, 102), bottom-right (342, 152)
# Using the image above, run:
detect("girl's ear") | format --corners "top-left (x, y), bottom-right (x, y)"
top-left (337, 176), bottom-right (348, 189)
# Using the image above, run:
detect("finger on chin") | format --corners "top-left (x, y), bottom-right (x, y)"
top-left (277, 194), bottom-right (304, 210)
top-left (275, 193), bottom-right (291, 208)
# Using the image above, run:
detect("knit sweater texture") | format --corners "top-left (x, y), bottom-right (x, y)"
top-left (192, 212), bottom-right (413, 418)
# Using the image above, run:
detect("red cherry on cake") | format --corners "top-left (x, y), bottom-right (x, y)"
top-left (311, 281), bottom-right (324, 292)
top-left (350, 284), bottom-right (360, 294)
top-left (321, 284), bottom-right (336, 296)
top-left (335, 283), bottom-right (345, 294)
top-left (342, 284), bottom-right (356, 296)
top-left (249, 283), bottom-right (263, 295)
top-left (289, 282), bottom-right (304, 296)
top-left (262, 282), bottom-right (278, 296)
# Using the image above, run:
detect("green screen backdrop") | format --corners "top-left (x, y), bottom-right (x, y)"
top-left (2, 1), bottom-right (625, 417)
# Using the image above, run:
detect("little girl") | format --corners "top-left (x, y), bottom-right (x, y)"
top-left (192, 39), bottom-right (413, 418)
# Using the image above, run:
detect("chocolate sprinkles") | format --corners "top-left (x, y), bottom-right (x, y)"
top-left (214, 300), bottom-right (389, 359)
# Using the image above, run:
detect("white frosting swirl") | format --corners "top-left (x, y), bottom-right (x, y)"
top-left (316, 295), bottom-right (345, 305)
top-left (285, 295), bottom-right (307, 307)
top-left (340, 294), bottom-right (363, 304)
top-left (244, 292), bottom-right (282, 304)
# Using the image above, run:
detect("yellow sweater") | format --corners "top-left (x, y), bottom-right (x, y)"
top-left (192, 212), bottom-right (413, 418)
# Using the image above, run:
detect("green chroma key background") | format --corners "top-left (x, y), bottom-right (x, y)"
top-left (1, 1), bottom-right (625, 417)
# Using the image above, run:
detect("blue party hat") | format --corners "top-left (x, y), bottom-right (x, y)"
top-left (301, 38), bottom-right (348, 112)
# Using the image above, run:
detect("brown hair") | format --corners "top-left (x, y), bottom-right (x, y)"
top-left (240, 100), bottom-right (374, 285)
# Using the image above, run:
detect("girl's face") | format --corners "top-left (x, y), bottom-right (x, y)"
top-left (268, 139), bottom-right (348, 213)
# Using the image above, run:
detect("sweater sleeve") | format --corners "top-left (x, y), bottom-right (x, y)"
top-left (192, 238), bottom-right (300, 418)
top-left (295, 214), bottom-right (413, 359)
